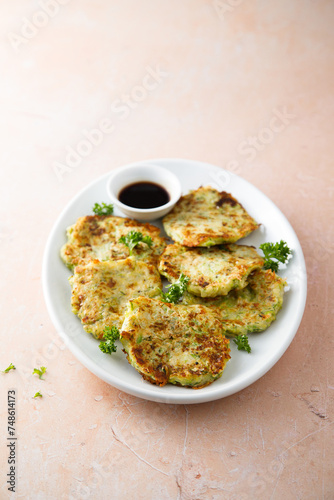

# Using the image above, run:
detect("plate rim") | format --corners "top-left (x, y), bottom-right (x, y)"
top-left (42, 158), bottom-right (307, 404)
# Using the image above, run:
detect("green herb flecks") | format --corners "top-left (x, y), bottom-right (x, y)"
top-left (33, 391), bottom-right (43, 398)
top-left (233, 334), bottom-right (251, 353)
top-left (32, 366), bottom-right (47, 380)
top-left (160, 274), bottom-right (190, 304)
top-left (119, 231), bottom-right (153, 255)
top-left (92, 202), bottom-right (114, 216)
top-left (259, 240), bottom-right (292, 273)
top-left (2, 363), bottom-right (16, 373)
top-left (99, 326), bottom-right (120, 354)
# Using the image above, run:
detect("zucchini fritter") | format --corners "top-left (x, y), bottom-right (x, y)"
top-left (181, 269), bottom-right (286, 336)
top-left (120, 297), bottom-right (230, 388)
top-left (69, 257), bottom-right (162, 339)
top-left (61, 215), bottom-right (166, 270)
top-left (159, 243), bottom-right (264, 297)
top-left (162, 187), bottom-right (259, 247)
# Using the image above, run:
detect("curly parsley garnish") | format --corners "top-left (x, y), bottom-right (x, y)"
top-left (259, 240), bottom-right (292, 273)
top-left (160, 274), bottom-right (190, 304)
top-left (92, 202), bottom-right (114, 216)
top-left (119, 231), bottom-right (153, 255)
top-left (32, 366), bottom-right (47, 380)
top-left (233, 334), bottom-right (251, 353)
top-left (99, 326), bottom-right (120, 354)
top-left (2, 363), bottom-right (16, 373)
top-left (33, 391), bottom-right (43, 398)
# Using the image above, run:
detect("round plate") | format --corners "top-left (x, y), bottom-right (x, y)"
top-left (42, 159), bottom-right (307, 404)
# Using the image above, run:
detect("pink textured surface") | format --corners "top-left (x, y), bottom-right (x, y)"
top-left (1, 1), bottom-right (333, 499)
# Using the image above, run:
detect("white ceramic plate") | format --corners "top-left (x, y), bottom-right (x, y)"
top-left (42, 159), bottom-right (307, 404)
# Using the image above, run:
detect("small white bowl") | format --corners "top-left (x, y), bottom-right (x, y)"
top-left (106, 163), bottom-right (182, 221)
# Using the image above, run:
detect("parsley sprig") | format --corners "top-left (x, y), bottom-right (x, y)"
top-left (119, 231), bottom-right (153, 255)
top-left (32, 366), bottom-right (47, 380)
top-left (259, 240), bottom-right (292, 273)
top-left (92, 202), bottom-right (114, 216)
top-left (2, 363), bottom-right (16, 373)
top-left (160, 274), bottom-right (190, 304)
top-left (99, 326), bottom-right (120, 354)
top-left (233, 334), bottom-right (251, 353)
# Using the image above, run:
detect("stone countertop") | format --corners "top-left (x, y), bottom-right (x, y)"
top-left (1, 1), bottom-right (333, 499)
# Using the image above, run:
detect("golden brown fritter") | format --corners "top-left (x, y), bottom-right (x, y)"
top-left (181, 269), bottom-right (286, 336)
top-left (162, 187), bottom-right (259, 247)
top-left (70, 257), bottom-right (162, 339)
top-left (159, 243), bottom-right (264, 297)
top-left (61, 215), bottom-right (167, 269)
top-left (120, 297), bottom-right (230, 388)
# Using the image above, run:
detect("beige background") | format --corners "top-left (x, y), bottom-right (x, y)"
top-left (1, 1), bottom-right (333, 499)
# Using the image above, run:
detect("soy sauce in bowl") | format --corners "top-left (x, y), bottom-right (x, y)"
top-left (106, 163), bottom-right (182, 221)
top-left (119, 182), bottom-right (170, 209)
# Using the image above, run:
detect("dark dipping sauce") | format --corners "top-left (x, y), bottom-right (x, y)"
top-left (119, 181), bottom-right (170, 209)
